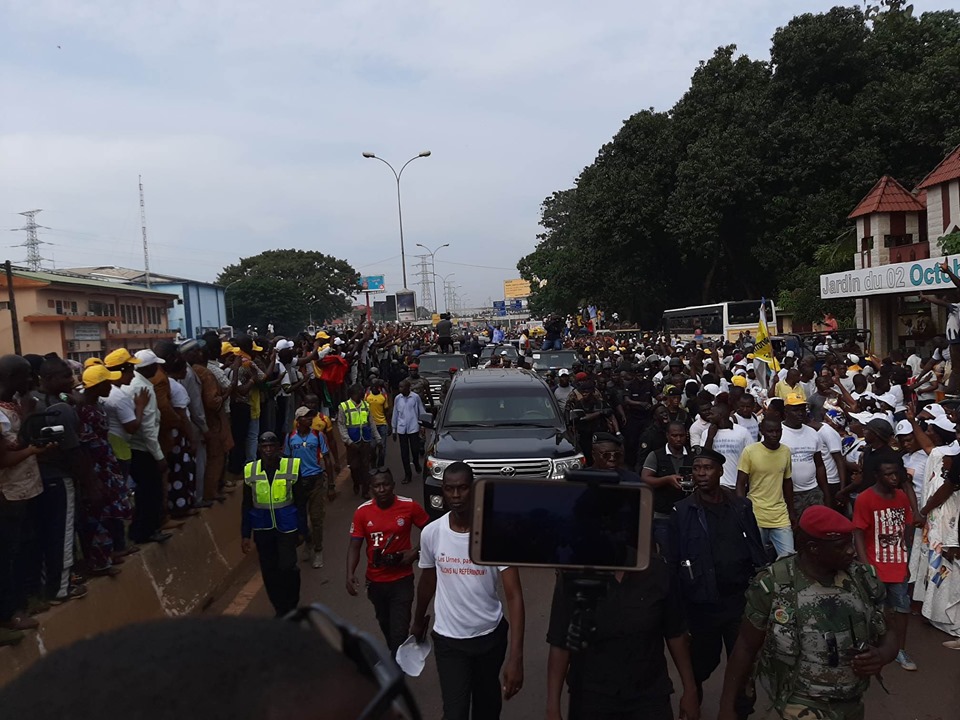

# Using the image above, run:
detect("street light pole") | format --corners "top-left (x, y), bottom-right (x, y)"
top-left (362, 151), bottom-right (431, 290)
top-left (416, 242), bottom-right (449, 313)
top-left (223, 278), bottom-right (244, 326)
top-left (435, 272), bottom-right (455, 314)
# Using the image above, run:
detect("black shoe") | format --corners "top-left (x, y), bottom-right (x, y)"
top-left (401, 476), bottom-right (412, 484)
top-left (148, 531), bottom-right (173, 544)
top-left (412, 463), bottom-right (422, 473)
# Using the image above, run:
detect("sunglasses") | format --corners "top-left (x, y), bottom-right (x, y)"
top-left (286, 604), bottom-right (421, 720)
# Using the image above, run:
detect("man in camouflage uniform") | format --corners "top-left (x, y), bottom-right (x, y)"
top-left (406, 363), bottom-right (432, 410)
top-left (717, 506), bottom-right (898, 720)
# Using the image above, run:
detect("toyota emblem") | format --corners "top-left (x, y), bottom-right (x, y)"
top-left (500, 466), bottom-right (517, 477)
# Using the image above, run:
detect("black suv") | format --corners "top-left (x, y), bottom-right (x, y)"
top-left (420, 368), bottom-right (584, 517)
top-left (415, 352), bottom-right (469, 407)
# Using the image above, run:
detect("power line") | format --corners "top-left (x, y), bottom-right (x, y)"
top-left (413, 254), bottom-right (433, 313)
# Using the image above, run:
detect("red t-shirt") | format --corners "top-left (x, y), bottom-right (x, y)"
top-left (853, 487), bottom-right (913, 583)
top-left (350, 496), bottom-right (431, 583)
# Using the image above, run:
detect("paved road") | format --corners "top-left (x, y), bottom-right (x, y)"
top-left (209, 440), bottom-right (958, 719)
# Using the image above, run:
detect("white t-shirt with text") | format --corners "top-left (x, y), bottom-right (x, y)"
top-left (419, 513), bottom-right (506, 639)
top-left (816, 423), bottom-right (843, 486)
top-left (781, 424), bottom-right (826, 492)
top-left (712, 424), bottom-right (753, 489)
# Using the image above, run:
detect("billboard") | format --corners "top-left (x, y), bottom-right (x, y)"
top-left (358, 275), bottom-right (386, 292)
top-left (396, 290), bottom-right (417, 322)
top-left (503, 278), bottom-right (532, 299)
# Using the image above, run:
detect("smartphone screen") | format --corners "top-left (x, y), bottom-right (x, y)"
top-left (471, 479), bottom-right (651, 571)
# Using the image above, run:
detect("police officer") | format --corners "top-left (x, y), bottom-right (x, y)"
top-left (718, 506), bottom-right (898, 720)
top-left (337, 383), bottom-right (380, 499)
top-left (241, 431), bottom-right (305, 617)
top-left (666, 448), bottom-right (766, 719)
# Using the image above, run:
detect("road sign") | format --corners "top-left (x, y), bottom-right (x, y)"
top-left (493, 300), bottom-right (505, 309)
top-left (358, 275), bottom-right (386, 292)
top-left (511, 299), bottom-right (523, 311)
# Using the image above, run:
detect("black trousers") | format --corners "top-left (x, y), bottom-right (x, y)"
top-left (228, 402), bottom-right (252, 475)
top-left (367, 574), bottom-right (415, 656)
top-left (439, 337), bottom-right (452, 354)
top-left (568, 694), bottom-right (672, 720)
top-left (432, 618), bottom-right (508, 720)
top-left (397, 433), bottom-right (420, 478)
top-left (0, 496), bottom-right (33, 621)
top-left (689, 598), bottom-right (755, 719)
top-left (130, 451), bottom-right (163, 543)
top-left (27, 476), bottom-right (75, 600)
top-left (254, 529), bottom-right (301, 617)
top-left (622, 416), bottom-right (647, 471)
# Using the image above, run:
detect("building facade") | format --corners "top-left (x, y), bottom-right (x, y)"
top-left (61, 266), bottom-right (227, 338)
top-left (820, 144), bottom-right (960, 352)
top-left (0, 269), bottom-right (178, 361)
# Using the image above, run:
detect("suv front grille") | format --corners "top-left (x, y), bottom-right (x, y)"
top-left (427, 380), bottom-right (443, 404)
top-left (464, 458), bottom-right (552, 478)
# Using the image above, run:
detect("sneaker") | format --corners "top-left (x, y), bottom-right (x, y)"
top-left (0, 628), bottom-right (26, 647)
top-left (49, 584), bottom-right (88, 605)
top-left (1, 614), bottom-right (39, 631)
top-left (312, 550), bottom-right (324, 569)
top-left (896, 649), bottom-right (917, 671)
top-left (943, 639), bottom-right (960, 650)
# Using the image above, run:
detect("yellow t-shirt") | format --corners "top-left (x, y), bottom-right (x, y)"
top-left (774, 381), bottom-right (805, 401)
top-left (737, 442), bottom-right (792, 528)
top-left (311, 414), bottom-right (333, 434)
top-left (365, 391), bottom-right (389, 427)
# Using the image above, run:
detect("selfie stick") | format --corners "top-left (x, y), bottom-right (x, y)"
top-left (562, 468), bottom-right (619, 719)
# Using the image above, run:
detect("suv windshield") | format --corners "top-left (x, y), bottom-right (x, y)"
top-left (530, 351), bottom-right (577, 370)
top-left (417, 355), bottom-right (467, 373)
top-left (480, 345), bottom-right (519, 360)
top-left (444, 388), bottom-right (560, 426)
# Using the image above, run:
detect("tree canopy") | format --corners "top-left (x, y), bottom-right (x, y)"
top-left (518, 3), bottom-right (960, 327)
top-left (217, 249), bottom-right (358, 335)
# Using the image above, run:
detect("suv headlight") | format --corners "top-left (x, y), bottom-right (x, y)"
top-left (429, 494), bottom-right (444, 509)
top-left (551, 454), bottom-right (586, 479)
top-left (426, 456), bottom-right (451, 479)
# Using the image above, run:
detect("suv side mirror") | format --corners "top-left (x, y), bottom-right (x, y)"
top-left (419, 413), bottom-right (435, 429)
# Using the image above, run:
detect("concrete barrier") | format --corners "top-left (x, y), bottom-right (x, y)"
top-left (0, 488), bottom-right (245, 685)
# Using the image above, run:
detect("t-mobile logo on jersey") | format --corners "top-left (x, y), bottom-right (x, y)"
top-left (370, 531), bottom-right (384, 547)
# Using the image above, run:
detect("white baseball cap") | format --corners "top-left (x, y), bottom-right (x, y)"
top-left (558, 368), bottom-right (570, 377)
top-left (922, 403), bottom-right (946, 419)
top-left (895, 420), bottom-right (913, 436)
top-left (275, 339), bottom-right (295, 351)
top-left (703, 383), bottom-right (720, 396)
top-left (930, 415), bottom-right (957, 433)
top-left (134, 349), bottom-right (166, 367)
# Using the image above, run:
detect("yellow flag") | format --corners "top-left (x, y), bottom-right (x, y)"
top-left (754, 302), bottom-right (780, 372)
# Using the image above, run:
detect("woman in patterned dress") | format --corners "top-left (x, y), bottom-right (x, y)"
top-left (76, 367), bottom-right (133, 575)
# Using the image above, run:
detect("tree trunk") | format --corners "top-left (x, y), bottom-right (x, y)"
top-left (702, 255), bottom-right (719, 303)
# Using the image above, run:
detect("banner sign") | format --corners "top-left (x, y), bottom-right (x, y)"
top-left (820, 256), bottom-right (955, 299)
top-left (358, 275), bottom-right (386, 292)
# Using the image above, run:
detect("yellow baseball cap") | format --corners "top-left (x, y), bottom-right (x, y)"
top-left (103, 348), bottom-right (139, 369)
top-left (82, 365), bottom-right (121, 388)
top-left (785, 393), bottom-right (807, 406)
top-left (316, 331), bottom-right (330, 340)
top-left (252, 342), bottom-right (264, 352)
top-left (221, 342), bottom-right (239, 357)
top-left (731, 375), bottom-right (748, 388)
top-left (83, 357), bottom-right (105, 369)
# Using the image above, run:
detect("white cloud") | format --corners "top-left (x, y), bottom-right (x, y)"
top-left (0, 0), bottom-right (947, 306)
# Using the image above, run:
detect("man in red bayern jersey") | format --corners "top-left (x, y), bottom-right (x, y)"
top-left (345, 466), bottom-right (430, 655)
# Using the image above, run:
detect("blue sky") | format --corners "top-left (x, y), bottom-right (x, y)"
top-left (0, 1), bottom-right (950, 310)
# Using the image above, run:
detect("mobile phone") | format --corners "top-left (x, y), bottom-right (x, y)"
top-left (470, 478), bottom-right (653, 572)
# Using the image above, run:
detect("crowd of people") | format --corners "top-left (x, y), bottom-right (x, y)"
top-left (2, 314), bottom-right (959, 719)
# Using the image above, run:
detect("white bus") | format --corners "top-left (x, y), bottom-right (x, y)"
top-left (661, 300), bottom-right (776, 343)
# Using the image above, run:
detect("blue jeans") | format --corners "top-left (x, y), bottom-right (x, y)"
top-left (760, 526), bottom-right (794, 558)
top-left (246, 417), bottom-right (261, 464)
top-left (541, 338), bottom-right (562, 351)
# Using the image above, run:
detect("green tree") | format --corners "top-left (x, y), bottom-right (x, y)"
top-left (218, 249), bottom-right (358, 335)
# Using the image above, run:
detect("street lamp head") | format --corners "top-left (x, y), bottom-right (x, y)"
top-left (416, 243), bottom-right (426, 250)
top-left (440, 243), bottom-right (450, 249)
top-left (362, 152), bottom-right (376, 158)
top-left (419, 151), bottom-right (431, 158)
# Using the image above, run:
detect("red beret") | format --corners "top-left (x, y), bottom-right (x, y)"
top-left (574, 372), bottom-right (589, 381)
top-left (798, 505), bottom-right (854, 539)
